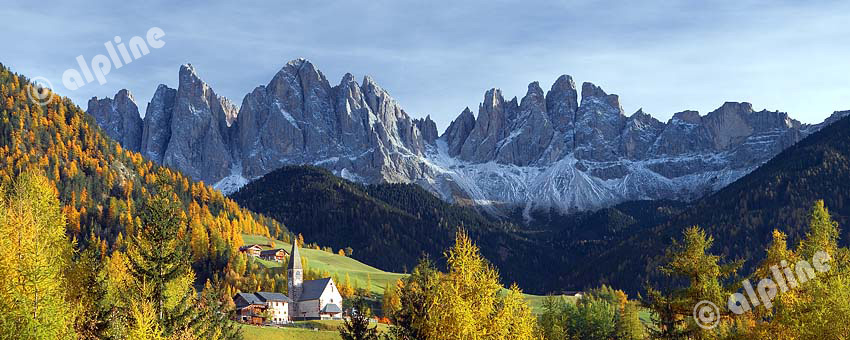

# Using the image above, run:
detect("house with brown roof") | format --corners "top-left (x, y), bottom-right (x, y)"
top-left (233, 292), bottom-right (293, 325)
top-left (238, 244), bottom-right (262, 257)
top-left (259, 248), bottom-right (288, 262)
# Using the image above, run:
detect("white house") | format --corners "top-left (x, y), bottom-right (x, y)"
top-left (288, 236), bottom-right (344, 320)
top-left (233, 292), bottom-right (292, 325)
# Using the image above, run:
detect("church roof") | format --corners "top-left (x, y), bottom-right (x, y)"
top-left (288, 235), bottom-right (302, 271)
top-left (322, 303), bottom-right (342, 314)
top-left (300, 278), bottom-right (333, 301)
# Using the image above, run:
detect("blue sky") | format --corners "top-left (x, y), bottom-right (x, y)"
top-left (2, 0), bottom-right (849, 130)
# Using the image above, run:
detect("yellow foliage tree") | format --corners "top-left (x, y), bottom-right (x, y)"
top-left (0, 173), bottom-right (76, 339)
top-left (394, 230), bottom-right (538, 339)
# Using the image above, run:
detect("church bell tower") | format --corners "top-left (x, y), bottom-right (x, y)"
top-left (287, 233), bottom-right (303, 316)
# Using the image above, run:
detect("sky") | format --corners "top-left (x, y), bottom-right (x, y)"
top-left (2, 0), bottom-right (849, 131)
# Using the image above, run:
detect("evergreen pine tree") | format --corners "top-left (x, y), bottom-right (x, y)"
top-left (616, 301), bottom-right (647, 340)
top-left (125, 178), bottom-right (199, 336)
top-left (646, 226), bottom-right (739, 340)
top-left (198, 279), bottom-right (243, 340)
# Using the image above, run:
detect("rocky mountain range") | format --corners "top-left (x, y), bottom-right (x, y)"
top-left (87, 58), bottom-right (848, 216)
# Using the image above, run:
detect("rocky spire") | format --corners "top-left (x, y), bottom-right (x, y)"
top-left (458, 88), bottom-right (514, 162)
top-left (620, 109), bottom-right (664, 159)
top-left (159, 64), bottom-right (235, 182)
top-left (413, 115), bottom-right (438, 144)
top-left (442, 107), bottom-right (476, 156)
top-left (574, 82), bottom-right (626, 161)
top-left (495, 82), bottom-right (554, 165)
top-left (141, 84), bottom-right (177, 163)
top-left (87, 89), bottom-right (143, 152)
top-left (545, 75), bottom-right (578, 132)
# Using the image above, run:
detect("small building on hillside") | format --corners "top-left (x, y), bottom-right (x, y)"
top-left (287, 236), bottom-right (344, 320)
top-left (239, 244), bottom-right (262, 257)
top-left (260, 248), bottom-right (288, 262)
top-left (563, 291), bottom-right (584, 298)
top-left (234, 292), bottom-right (292, 325)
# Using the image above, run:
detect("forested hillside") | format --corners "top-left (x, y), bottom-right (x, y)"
top-left (230, 166), bottom-right (562, 293)
top-left (0, 62), bottom-right (319, 293)
top-left (571, 113), bottom-right (850, 293)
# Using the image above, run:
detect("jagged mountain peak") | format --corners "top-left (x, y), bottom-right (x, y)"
top-left (626, 108), bottom-right (661, 125)
top-left (361, 74), bottom-right (380, 88)
top-left (524, 81), bottom-right (544, 99)
top-left (179, 63), bottom-right (198, 75)
top-left (671, 110), bottom-right (702, 124)
top-left (580, 81), bottom-right (607, 98)
top-left (177, 63), bottom-right (219, 101)
top-left (482, 88), bottom-right (505, 109)
top-left (580, 81), bottom-right (621, 110)
top-left (90, 61), bottom-right (846, 215)
top-left (115, 88), bottom-right (134, 102)
top-left (519, 82), bottom-right (546, 113)
top-left (177, 63), bottom-right (207, 91)
top-left (154, 83), bottom-right (175, 93)
top-left (551, 74), bottom-right (576, 90)
top-left (87, 88), bottom-right (143, 152)
top-left (545, 75), bottom-right (579, 132)
top-left (280, 57), bottom-right (319, 74)
top-left (287, 57), bottom-right (310, 66)
top-left (340, 72), bottom-right (357, 85)
top-left (413, 115), bottom-right (439, 144)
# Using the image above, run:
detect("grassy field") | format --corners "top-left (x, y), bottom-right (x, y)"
top-left (241, 320), bottom-right (390, 340)
top-left (242, 234), bottom-right (407, 294)
top-left (238, 234), bottom-right (651, 338)
top-left (241, 234), bottom-right (571, 313)
top-left (241, 324), bottom-right (340, 340)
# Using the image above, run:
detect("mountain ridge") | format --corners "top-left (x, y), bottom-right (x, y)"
top-left (87, 58), bottom-right (849, 215)
top-left (555, 112), bottom-right (850, 293)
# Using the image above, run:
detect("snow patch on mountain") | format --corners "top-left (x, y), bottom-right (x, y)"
top-left (89, 59), bottom-right (848, 216)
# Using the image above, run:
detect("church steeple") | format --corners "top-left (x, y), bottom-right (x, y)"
top-left (287, 233), bottom-right (303, 306)
top-left (288, 234), bottom-right (302, 272)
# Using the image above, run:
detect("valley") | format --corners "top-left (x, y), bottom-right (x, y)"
top-left (3, 3), bottom-right (850, 336)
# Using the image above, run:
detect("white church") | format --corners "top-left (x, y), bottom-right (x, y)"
top-left (287, 237), bottom-right (344, 320)
top-left (233, 236), bottom-right (343, 324)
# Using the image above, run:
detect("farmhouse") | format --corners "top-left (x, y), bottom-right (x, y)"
top-left (233, 292), bottom-right (292, 325)
top-left (238, 244), bottom-right (262, 257)
top-left (259, 248), bottom-right (288, 262)
top-left (288, 237), bottom-right (344, 320)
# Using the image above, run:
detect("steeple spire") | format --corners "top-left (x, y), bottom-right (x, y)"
top-left (288, 233), bottom-right (302, 271)
top-left (287, 233), bottom-right (304, 311)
